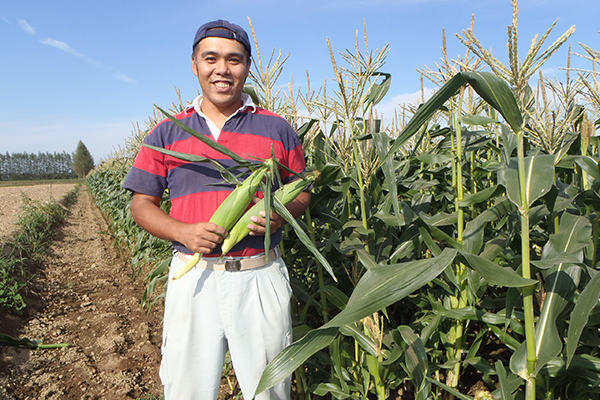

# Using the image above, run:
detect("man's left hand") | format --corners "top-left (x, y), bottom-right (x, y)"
top-left (248, 211), bottom-right (284, 236)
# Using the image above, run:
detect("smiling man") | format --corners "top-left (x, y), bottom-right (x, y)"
top-left (123, 19), bottom-right (310, 400)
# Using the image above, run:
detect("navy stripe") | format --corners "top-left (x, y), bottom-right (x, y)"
top-left (146, 112), bottom-right (210, 147)
top-left (146, 110), bottom-right (300, 153)
top-left (225, 111), bottom-right (301, 151)
top-left (123, 167), bottom-right (167, 197)
top-left (168, 159), bottom-right (262, 199)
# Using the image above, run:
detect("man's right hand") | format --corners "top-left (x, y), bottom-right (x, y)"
top-left (177, 222), bottom-right (227, 255)
top-left (130, 193), bottom-right (227, 255)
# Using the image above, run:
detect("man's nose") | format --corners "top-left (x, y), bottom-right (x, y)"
top-left (214, 59), bottom-right (229, 74)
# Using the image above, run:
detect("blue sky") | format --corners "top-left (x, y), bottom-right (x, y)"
top-left (1, 0), bottom-right (598, 162)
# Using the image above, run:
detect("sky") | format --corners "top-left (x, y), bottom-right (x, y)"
top-left (1, 0), bottom-right (598, 163)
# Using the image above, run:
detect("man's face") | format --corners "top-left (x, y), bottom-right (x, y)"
top-left (192, 36), bottom-right (250, 117)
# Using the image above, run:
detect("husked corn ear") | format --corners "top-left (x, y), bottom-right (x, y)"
top-left (220, 172), bottom-right (317, 256)
top-left (209, 166), bottom-right (267, 230)
top-left (172, 253), bottom-right (200, 280)
top-left (172, 165), bottom-right (268, 281)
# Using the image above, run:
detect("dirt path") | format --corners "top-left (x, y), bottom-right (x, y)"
top-left (0, 188), bottom-right (164, 399)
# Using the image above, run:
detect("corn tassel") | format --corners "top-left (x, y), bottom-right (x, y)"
top-left (172, 164), bottom-right (269, 280)
top-left (220, 172), bottom-right (317, 256)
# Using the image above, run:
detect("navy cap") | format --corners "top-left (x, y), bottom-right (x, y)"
top-left (192, 20), bottom-right (251, 58)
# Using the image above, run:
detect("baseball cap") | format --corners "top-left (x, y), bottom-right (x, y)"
top-left (192, 19), bottom-right (252, 57)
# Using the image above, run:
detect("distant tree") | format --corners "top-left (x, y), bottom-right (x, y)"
top-left (73, 140), bottom-right (95, 178)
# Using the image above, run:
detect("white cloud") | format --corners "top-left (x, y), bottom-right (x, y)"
top-left (374, 87), bottom-right (436, 122)
top-left (18, 19), bottom-right (35, 35)
top-left (40, 38), bottom-right (84, 58)
top-left (114, 71), bottom-right (137, 84)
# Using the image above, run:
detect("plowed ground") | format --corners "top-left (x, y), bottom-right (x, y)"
top-left (0, 187), bottom-right (164, 399)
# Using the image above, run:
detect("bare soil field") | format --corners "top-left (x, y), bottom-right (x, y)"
top-left (0, 185), bottom-right (165, 399)
top-left (0, 183), bottom-right (77, 239)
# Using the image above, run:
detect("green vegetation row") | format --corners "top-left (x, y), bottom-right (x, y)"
top-left (86, 159), bottom-right (171, 308)
top-left (87, 4), bottom-right (600, 399)
top-left (0, 187), bottom-right (79, 311)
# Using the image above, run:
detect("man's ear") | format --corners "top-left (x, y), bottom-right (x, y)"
top-left (191, 57), bottom-right (199, 77)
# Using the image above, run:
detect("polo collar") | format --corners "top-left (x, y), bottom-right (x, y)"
top-left (186, 93), bottom-right (257, 115)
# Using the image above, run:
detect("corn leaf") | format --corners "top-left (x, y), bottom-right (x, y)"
top-left (384, 71), bottom-right (523, 163)
top-left (458, 185), bottom-right (505, 207)
top-left (566, 270), bottom-right (600, 367)
top-left (142, 143), bottom-right (255, 184)
top-left (426, 377), bottom-right (473, 400)
top-left (0, 333), bottom-right (68, 349)
top-left (372, 130), bottom-right (403, 228)
top-left (511, 213), bottom-right (591, 377)
top-left (325, 248), bottom-right (456, 328)
top-left (339, 324), bottom-right (378, 357)
top-left (270, 196), bottom-right (336, 281)
top-left (494, 360), bottom-right (522, 400)
top-left (458, 252), bottom-right (537, 288)
top-left (243, 83), bottom-right (260, 107)
top-left (573, 155), bottom-right (600, 182)
top-left (142, 143), bottom-right (210, 163)
top-left (399, 326), bottom-right (431, 399)
top-left (365, 72), bottom-right (392, 108)
top-left (254, 327), bottom-right (340, 398)
top-left (255, 249), bottom-right (456, 396)
top-left (501, 155), bottom-right (555, 209)
top-left (155, 105), bottom-right (249, 165)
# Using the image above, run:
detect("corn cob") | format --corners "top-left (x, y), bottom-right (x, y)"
top-left (172, 165), bottom-right (268, 280)
top-left (220, 172), bottom-right (317, 256)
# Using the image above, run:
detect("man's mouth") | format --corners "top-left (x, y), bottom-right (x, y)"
top-left (214, 82), bottom-right (232, 88)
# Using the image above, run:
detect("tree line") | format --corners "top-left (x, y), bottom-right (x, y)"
top-left (1, 141), bottom-right (95, 181)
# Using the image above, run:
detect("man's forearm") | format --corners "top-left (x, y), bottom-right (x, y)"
top-left (130, 193), bottom-right (183, 243)
top-left (286, 191), bottom-right (311, 220)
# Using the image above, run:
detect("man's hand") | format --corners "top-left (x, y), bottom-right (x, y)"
top-left (178, 221), bottom-right (227, 254)
top-left (248, 211), bottom-right (284, 236)
top-left (246, 190), bottom-right (311, 236)
top-left (131, 193), bottom-right (227, 254)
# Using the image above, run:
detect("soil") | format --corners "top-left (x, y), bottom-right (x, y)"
top-left (0, 183), bottom-right (76, 239)
top-left (0, 186), bottom-right (166, 399)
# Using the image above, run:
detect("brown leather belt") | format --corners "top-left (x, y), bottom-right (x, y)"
top-left (177, 247), bottom-right (282, 272)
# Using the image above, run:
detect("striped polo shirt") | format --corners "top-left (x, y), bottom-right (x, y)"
top-left (123, 95), bottom-right (306, 257)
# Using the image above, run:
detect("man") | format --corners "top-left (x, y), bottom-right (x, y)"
top-left (123, 19), bottom-right (310, 400)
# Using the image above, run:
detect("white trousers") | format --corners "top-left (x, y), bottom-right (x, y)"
top-left (160, 253), bottom-right (293, 400)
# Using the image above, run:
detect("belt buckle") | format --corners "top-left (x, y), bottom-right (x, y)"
top-left (225, 259), bottom-right (242, 272)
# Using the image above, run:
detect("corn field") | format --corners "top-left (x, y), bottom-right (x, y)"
top-left (88, 4), bottom-right (600, 399)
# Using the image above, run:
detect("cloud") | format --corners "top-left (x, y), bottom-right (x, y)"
top-left (40, 38), bottom-right (85, 57)
top-left (18, 19), bottom-right (36, 35)
top-left (114, 72), bottom-right (137, 84)
top-left (374, 87), bottom-right (436, 122)
top-left (38, 37), bottom-right (136, 84)
top-left (8, 17), bottom-right (135, 85)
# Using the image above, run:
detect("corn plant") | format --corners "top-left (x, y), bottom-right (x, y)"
top-left (87, 4), bottom-right (600, 398)
top-left (255, 7), bottom-right (599, 399)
